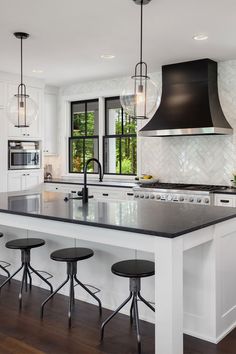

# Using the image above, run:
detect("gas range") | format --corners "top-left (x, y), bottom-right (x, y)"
top-left (133, 183), bottom-right (228, 205)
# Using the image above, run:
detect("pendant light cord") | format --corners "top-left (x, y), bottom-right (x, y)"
top-left (139, 0), bottom-right (144, 78)
top-left (140, 0), bottom-right (143, 64)
top-left (20, 36), bottom-right (23, 96)
top-left (21, 36), bottom-right (23, 85)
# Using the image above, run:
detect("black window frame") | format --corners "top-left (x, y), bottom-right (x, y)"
top-left (103, 96), bottom-right (137, 176)
top-left (69, 99), bottom-right (99, 174)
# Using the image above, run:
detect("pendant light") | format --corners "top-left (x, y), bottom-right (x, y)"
top-left (7, 32), bottom-right (38, 128)
top-left (120, 0), bottom-right (160, 119)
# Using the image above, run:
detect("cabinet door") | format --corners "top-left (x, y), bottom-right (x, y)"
top-left (25, 171), bottom-right (43, 190)
top-left (7, 84), bottom-right (23, 137)
top-left (23, 86), bottom-right (42, 138)
top-left (0, 82), bottom-right (5, 107)
top-left (44, 93), bottom-right (57, 154)
top-left (8, 172), bottom-right (24, 192)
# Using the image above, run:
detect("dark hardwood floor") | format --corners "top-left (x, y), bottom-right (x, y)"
top-left (0, 275), bottom-right (235, 354)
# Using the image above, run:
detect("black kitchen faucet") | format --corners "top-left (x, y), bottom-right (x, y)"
top-left (64, 158), bottom-right (103, 204)
top-left (81, 158), bottom-right (103, 203)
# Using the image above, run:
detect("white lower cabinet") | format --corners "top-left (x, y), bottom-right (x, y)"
top-left (90, 186), bottom-right (134, 200)
top-left (8, 170), bottom-right (44, 192)
top-left (214, 194), bottom-right (236, 207)
top-left (44, 183), bottom-right (81, 194)
top-left (44, 183), bottom-right (134, 201)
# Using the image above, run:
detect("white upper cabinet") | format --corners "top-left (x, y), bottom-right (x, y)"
top-left (7, 84), bottom-right (43, 139)
top-left (0, 82), bottom-right (5, 107)
top-left (43, 92), bottom-right (58, 155)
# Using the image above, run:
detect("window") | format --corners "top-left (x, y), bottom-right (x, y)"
top-left (69, 99), bottom-right (99, 173)
top-left (104, 97), bottom-right (137, 175)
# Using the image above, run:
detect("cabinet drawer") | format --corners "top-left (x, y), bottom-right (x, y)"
top-left (214, 195), bottom-right (235, 207)
top-left (44, 183), bottom-right (81, 194)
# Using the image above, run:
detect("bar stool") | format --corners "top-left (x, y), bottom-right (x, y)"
top-left (101, 259), bottom-right (155, 354)
top-left (0, 238), bottom-right (53, 308)
top-left (0, 233), bottom-right (10, 278)
top-left (41, 247), bottom-right (102, 327)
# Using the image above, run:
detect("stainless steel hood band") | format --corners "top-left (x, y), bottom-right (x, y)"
top-left (139, 127), bottom-right (233, 137)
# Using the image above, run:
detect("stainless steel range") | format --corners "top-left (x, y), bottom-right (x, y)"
top-left (133, 183), bottom-right (228, 205)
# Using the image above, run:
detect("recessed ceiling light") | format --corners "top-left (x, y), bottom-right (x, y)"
top-left (32, 69), bottom-right (43, 73)
top-left (101, 54), bottom-right (115, 59)
top-left (193, 34), bottom-right (208, 41)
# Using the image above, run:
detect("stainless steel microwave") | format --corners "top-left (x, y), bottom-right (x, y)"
top-left (8, 141), bottom-right (41, 170)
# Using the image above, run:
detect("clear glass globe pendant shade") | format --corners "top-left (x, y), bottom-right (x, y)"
top-left (120, 75), bottom-right (160, 119)
top-left (7, 92), bottom-right (38, 128)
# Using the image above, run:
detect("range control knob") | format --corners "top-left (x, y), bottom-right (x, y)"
top-left (197, 198), bottom-right (202, 203)
top-left (167, 194), bottom-right (172, 201)
top-left (150, 194), bottom-right (155, 199)
top-left (179, 196), bottom-right (184, 202)
top-left (156, 194), bottom-right (161, 200)
top-left (145, 194), bottom-right (149, 199)
top-left (140, 194), bottom-right (144, 199)
top-left (189, 197), bottom-right (194, 202)
top-left (135, 194), bottom-right (139, 198)
top-left (204, 198), bottom-right (210, 204)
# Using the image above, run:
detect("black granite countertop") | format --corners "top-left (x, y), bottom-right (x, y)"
top-left (213, 188), bottom-right (236, 195)
top-left (0, 189), bottom-right (236, 238)
top-left (44, 178), bottom-right (136, 189)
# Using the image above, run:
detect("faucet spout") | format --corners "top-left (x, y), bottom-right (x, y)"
top-left (82, 158), bottom-right (103, 203)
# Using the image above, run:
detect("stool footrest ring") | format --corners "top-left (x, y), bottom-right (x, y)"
top-left (0, 261), bottom-right (11, 268)
top-left (30, 270), bottom-right (53, 281)
top-left (74, 283), bottom-right (101, 295)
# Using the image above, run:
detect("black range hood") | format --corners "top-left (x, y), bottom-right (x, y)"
top-left (139, 59), bottom-right (233, 137)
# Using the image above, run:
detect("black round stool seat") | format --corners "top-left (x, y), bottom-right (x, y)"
top-left (6, 238), bottom-right (45, 250)
top-left (0, 233), bottom-right (3, 238)
top-left (112, 259), bottom-right (155, 278)
top-left (51, 247), bottom-right (94, 262)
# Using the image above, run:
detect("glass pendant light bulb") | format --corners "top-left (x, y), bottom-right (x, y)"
top-left (120, 76), bottom-right (160, 119)
top-left (7, 94), bottom-right (38, 127)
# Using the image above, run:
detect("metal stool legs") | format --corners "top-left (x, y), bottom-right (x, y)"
top-left (101, 278), bottom-right (155, 354)
top-left (41, 261), bottom-right (102, 327)
top-left (0, 264), bottom-right (10, 278)
top-left (74, 275), bottom-right (102, 315)
top-left (0, 249), bottom-right (53, 308)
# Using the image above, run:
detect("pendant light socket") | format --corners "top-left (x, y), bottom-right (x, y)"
top-left (14, 32), bottom-right (29, 40)
top-left (133, 0), bottom-right (152, 5)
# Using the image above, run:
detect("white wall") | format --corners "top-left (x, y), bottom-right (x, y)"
top-left (55, 60), bottom-right (236, 185)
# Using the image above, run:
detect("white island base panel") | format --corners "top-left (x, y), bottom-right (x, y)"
top-left (0, 213), bottom-right (235, 354)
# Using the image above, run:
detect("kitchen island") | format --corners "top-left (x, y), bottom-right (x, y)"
top-left (0, 189), bottom-right (236, 354)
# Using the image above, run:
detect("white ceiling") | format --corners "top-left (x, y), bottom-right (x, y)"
top-left (0, 0), bottom-right (236, 87)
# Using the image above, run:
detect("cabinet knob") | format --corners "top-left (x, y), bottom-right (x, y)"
top-left (102, 193), bottom-right (109, 196)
